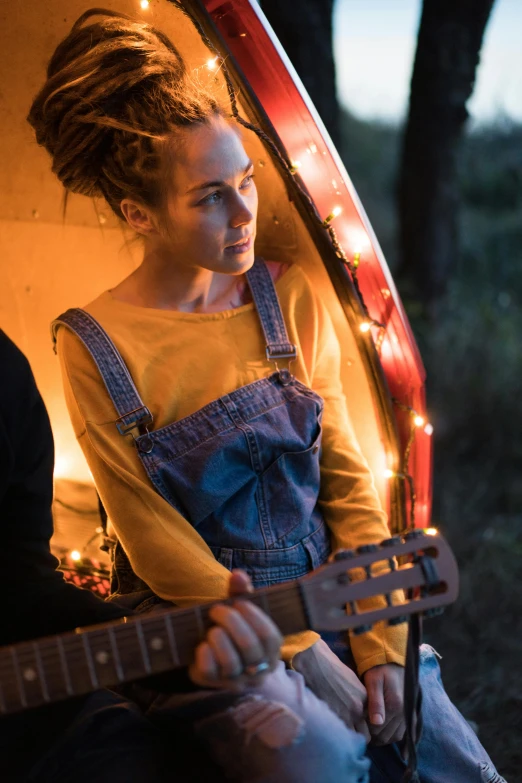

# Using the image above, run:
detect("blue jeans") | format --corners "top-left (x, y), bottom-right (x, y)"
top-left (147, 661), bottom-right (370, 783)
top-left (368, 646), bottom-right (506, 783)
top-left (149, 648), bottom-right (506, 783)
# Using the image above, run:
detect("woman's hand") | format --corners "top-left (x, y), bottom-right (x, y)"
top-left (189, 570), bottom-right (283, 690)
top-left (363, 663), bottom-right (405, 745)
top-left (292, 639), bottom-right (371, 742)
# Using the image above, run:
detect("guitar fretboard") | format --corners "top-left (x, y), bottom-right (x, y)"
top-left (0, 583), bottom-right (307, 716)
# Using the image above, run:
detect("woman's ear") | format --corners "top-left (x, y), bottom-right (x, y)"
top-left (120, 199), bottom-right (159, 236)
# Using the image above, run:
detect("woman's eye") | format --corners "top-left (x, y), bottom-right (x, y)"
top-left (199, 191), bottom-right (222, 206)
top-left (240, 174), bottom-right (255, 189)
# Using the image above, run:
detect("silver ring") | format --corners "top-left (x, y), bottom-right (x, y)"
top-left (244, 660), bottom-right (270, 677)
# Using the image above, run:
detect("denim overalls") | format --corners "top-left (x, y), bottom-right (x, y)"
top-left (53, 258), bottom-right (331, 600)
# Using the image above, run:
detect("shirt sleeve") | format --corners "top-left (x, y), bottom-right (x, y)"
top-left (306, 288), bottom-right (408, 675)
top-left (56, 327), bottom-right (318, 659)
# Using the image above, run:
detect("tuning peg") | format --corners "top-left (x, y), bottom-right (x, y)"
top-left (381, 535), bottom-right (402, 547)
top-left (333, 549), bottom-right (356, 561)
top-left (352, 624), bottom-right (373, 635)
top-left (356, 544), bottom-right (379, 554)
top-left (388, 615), bottom-right (408, 626)
top-left (404, 529), bottom-right (424, 541)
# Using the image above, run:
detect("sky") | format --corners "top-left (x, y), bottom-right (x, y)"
top-left (333, 0), bottom-right (522, 124)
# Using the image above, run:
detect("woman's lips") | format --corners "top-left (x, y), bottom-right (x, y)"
top-left (225, 236), bottom-right (253, 254)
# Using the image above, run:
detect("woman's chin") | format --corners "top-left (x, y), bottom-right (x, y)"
top-left (221, 248), bottom-right (256, 274)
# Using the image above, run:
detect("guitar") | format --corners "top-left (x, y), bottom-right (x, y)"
top-left (0, 530), bottom-right (457, 716)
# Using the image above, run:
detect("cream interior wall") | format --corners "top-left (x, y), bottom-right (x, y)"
top-left (1, 0), bottom-right (388, 530)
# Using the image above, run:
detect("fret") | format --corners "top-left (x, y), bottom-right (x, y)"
top-left (32, 642), bottom-right (50, 703)
top-left (108, 624), bottom-right (148, 681)
top-left (56, 636), bottom-right (74, 696)
top-left (135, 619), bottom-right (151, 674)
top-left (140, 615), bottom-right (175, 673)
top-left (34, 636), bottom-right (75, 703)
top-left (9, 643), bottom-right (49, 710)
top-left (164, 613), bottom-right (180, 666)
top-left (107, 627), bottom-right (124, 681)
top-left (60, 633), bottom-right (98, 696)
top-left (11, 648), bottom-right (27, 708)
top-left (81, 633), bottom-right (99, 688)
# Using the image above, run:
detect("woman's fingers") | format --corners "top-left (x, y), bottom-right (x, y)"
top-left (370, 714), bottom-right (406, 746)
top-left (191, 640), bottom-right (220, 684)
top-left (209, 601), bottom-right (282, 670)
top-left (227, 569), bottom-right (254, 597)
top-left (232, 599), bottom-right (283, 664)
top-left (189, 579), bottom-right (284, 690)
top-left (206, 625), bottom-right (244, 679)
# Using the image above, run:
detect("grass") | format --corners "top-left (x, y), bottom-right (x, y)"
top-left (340, 109), bottom-right (522, 779)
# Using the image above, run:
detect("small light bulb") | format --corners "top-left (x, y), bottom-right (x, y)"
top-left (424, 423), bottom-right (434, 436)
top-left (139, 0), bottom-right (149, 9)
top-left (323, 206), bottom-right (342, 226)
top-left (206, 57), bottom-right (218, 70)
top-left (384, 469), bottom-right (395, 479)
top-left (359, 321), bottom-right (372, 333)
top-left (414, 415), bottom-right (425, 427)
top-left (70, 550), bottom-right (81, 561)
top-left (425, 527), bottom-right (438, 536)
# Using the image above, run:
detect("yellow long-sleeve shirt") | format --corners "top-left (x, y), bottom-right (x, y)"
top-left (56, 262), bottom-right (407, 675)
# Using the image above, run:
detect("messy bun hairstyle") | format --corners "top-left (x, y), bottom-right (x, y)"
top-left (27, 8), bottom-right (225, 219)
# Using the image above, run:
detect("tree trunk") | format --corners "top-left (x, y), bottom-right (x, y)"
top-left (260, 0), bottom-right (340, 148)
top-left (398, 0), bottom-right (495, 307)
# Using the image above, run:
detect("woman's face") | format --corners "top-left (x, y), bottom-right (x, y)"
top-left (157, 115), bottom-right (258, 276)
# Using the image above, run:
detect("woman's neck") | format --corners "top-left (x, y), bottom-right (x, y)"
top-left (110, 249), bottom-right (251, 313)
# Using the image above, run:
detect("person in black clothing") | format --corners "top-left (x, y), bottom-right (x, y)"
top-left (0, 330), bottom-right (283, 782)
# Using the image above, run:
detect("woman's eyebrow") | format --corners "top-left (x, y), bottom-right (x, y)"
top-left (186, 160), bottom-right (254, 194)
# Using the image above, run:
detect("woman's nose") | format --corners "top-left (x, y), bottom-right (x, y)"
top-left (230, 195), bottom-right (254, 228)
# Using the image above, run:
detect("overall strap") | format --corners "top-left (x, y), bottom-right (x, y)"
top-left (245, 258), bottom-right (297, 364)
top-left (51, 309), bottom-right (153, 437)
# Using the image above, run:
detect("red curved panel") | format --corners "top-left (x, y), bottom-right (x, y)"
top-left (201, 0), bottom-right (432, 528)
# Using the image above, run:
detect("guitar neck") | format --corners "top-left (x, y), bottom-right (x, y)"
top-left (0, 531), bottom-right (459, 717)
top-left (0, 582), bottom-right (307, 717)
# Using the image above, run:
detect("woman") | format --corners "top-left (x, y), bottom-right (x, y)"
top-left (28, 9), bottom-right (504, 783)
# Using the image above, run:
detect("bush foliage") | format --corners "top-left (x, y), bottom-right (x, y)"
top-left (340, 110), bottom-right (522, 777)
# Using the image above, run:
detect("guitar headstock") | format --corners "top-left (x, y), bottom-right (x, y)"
top-left (299, 529), bottom-right (459, 632)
